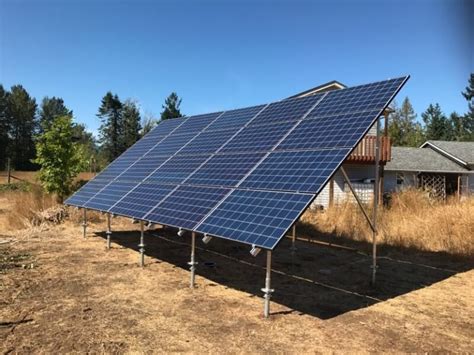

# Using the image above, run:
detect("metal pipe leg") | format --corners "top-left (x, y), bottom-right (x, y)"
top-left (262, 251), bottom-right (274, 318)
top-left (188, 232), bottom-right (197, 288)
top-left (106, 213), bottom-right (111, 250)
top-left (82, 209), bottom-right (87, 238)
top-left (290, 224), bottom-right (297, 253)
top-left (372, 117), bottom-right (381, 285)
top-left (139, 220), bottom-right (145, 267)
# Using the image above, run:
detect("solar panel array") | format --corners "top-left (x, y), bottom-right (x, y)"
top-left (66, 76), bottom-right (408, 250)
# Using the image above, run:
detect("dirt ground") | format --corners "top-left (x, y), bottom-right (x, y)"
top-left (1, 197), bottom-right (473, 352)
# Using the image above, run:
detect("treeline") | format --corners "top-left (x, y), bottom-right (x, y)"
top-left (0, 84), bottom-right (183, 170)
top-left (388, 74), bottom-right (474, 146)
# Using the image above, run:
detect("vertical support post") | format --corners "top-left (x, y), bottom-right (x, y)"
top-left (139, 220), bottom-right (145, 267)
top-left (189, 232), bottom-right (197, 288)
top-left (290, 224), bottom-right (297, 252)
top-left (262, 250), bottom-right (274, 318)
top-left (106, 213), bottom-right (111, 250)
top-left (82, 208), bottom-right (87, 238)
top-left (7, 158), bottom-right (11, 185)
top-left (372, 117), bottom-right (381, 285)
top-left (328, 178), bottom-right (334, 207)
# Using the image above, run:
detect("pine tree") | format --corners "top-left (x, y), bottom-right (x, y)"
top-left (7, 85), bottom-right (38, 170)
top-left (160, 92), bottom-right (183, 120)
top-left (97, 92), bottom-right (123, 162)
top-left (0, 85), bottom-right (10, 169)
top-left (388, 97), bottom-right (424, 146)
top-left (38, 96), bottom-right (72, 134)
top-left (122, 100), bottom-right (142, 149)
top-left (461, 73), bottom-right (474, 140)
top-left (422, 103), bottom-right (452, 141)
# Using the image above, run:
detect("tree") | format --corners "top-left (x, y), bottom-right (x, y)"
top-left (460, 73), bottom-right (474, 141)
top-left (122, 100), bottom-right (141, 149)
top-left (34, 115), bottom-right (86, 202)
top-left (422, 103), bottom-right (453, 141)
top-left (72, 123), bottom-right (99, 172)
top-left (141, 111), bottom-right (158, 136)
top-left (0, 85), bottom-right (10, 169)
top-left (160, 92), bottom-right (183, 120)
top-left (38, 96), bottom-right (72, 134)
top-left (388, 97), bottom-right (424, 146)
top-left (7, 85), bottom-right (38, 170)
top-left (97, 92), bottom-right (123, 162)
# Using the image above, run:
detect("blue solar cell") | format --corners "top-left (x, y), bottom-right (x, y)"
top-left (249, 93), bottom-right (324, 125)
top-left (145, 186), bottom-right (230, 229)
top-left (171, 112), bottom-right (223, 135)
top-left (145, 154), bottom-right (210, 184)
top-left (195, 189), bottom-right (313, 249)
top-left (276, 110), bottom-right (381, 150)
top-left (146, 132), bottom-right (196, 156)
top-left (240, 148), bottom-right (351, 193)
top-left (185, 152), bottom-right (266, 187)
top-left (306, 77), bottom-right (407, 118)
top-left (205, 105), bottom-right (266, 131)
top-left (220, 121), bottom-right (296, 153)
top-left (64, 179), bottom-right (110, 207)
top-left (110, 182), bottom-right (176, 219)
top-left (178, 128), bottom-right (238, 155)
top-left (93, 157), bottom-right (137, 180)
top-left (84, 181), bottom-right (135, 211)
top-left (117, 155), bottom-right (169, 182)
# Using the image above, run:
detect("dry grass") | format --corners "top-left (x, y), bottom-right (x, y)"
top-left (301, 189), bottom-right (474, 256)
top-left (0, 171), bottom-right (96, 184)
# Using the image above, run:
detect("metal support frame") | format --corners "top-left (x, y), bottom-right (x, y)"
top-left (82, 209), bottom-right (87, 238)
top-left (188, 232), bottom-right (197, 288)
top-left (106, 213), bottom-right (111, 250)
top-left (139, 220), bottom-right (145, 267)
top-left (290, 224), bottom-right (297, 252)
top-left (262, 250), bottom-right (274, 318)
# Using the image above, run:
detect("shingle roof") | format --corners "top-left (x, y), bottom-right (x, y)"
top-left (385, 147), bottom-right (470, 173)
top-left (422, 140), bottom-right (474, 165)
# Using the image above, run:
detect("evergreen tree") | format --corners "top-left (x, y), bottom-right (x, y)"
top-left (160, 92), bottom-right (183, 120)
top-left (7, 85), bottom-right (38, 170)
top-left (422, 103), bottom-right (452, 141)
top-left (97, 92), bottom-right (123, 162)
top-left (461, 73), bottom-right (474, 140)
top-left (38, 96), bottom-right (72, 134)
top-left (388, 97), bottom-right (424, 146)
top-left (122, 100), bottom-right (142, 149)
top-left (0, 85), bottom-right (10, 169)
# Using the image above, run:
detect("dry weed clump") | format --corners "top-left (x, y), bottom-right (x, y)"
top-left (301, 189), bottom-right (474, 257)
top-left (67, 206), bottom-right (104, 225)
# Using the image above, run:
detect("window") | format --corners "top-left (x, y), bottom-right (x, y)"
top-left (396, 173), bottom-right (405, 186)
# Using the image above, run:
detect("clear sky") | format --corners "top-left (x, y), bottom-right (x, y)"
top-left (1, 0), bottom-right (472, 136)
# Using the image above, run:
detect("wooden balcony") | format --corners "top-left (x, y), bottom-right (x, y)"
top-left (346, 135), bottom-right (391, 163)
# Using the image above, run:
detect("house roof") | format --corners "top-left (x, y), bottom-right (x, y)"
top-left (420, 140), bottom-right (474, 166)
top-left (385, 147), bottom-right (471, 174)
top-left (286, 80), bottom-right (347, 99)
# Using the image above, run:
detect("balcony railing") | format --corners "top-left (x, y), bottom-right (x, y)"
top-left (346, 135), bottom-right (391, 163)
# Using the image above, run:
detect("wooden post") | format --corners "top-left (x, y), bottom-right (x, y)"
top-left (379, 165), bottom-right (384, 205)
top-left (7, 158), bottom-right (11, 185)
top-left (457, 175), bottom-right (461, 201)
top-left (329, 178), bottom-right (334, 207)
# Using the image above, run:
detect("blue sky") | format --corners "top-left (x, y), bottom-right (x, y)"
top-left (1, 0), bottom-right (472, 136)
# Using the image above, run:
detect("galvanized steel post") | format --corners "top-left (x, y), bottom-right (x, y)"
top-left (262, 250), bottom-right (274, 318)
top-left (82, 209), bottom-right (87, 238)
top-left (106, 213), bottom-right (111, 250)
top-left (189, 232), bottom-right (197, 288)
top-left (372, 117), bottom-right (381, 285)
top-left (139, 220), bottom-right (145, 267)
top-left (290, 224), bottom-right (297, 252)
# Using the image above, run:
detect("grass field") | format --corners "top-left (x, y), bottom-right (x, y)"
top-left (1, 188), bottom-right (473, 352)
top-left (0, 171), bottom-right (96, 185)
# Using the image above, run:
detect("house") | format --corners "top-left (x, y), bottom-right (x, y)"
top-left (290, 82), bottom-right (473, 207)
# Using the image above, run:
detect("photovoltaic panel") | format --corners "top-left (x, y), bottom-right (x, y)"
top-left (276, 110), bottom-right (381, 151)
top-left (64, 178), bottom-right (110, 207)
top-left (219, 121), bottom-right (296, 153)
top-left (84, 181), bottom-right (135, 211)
top-left (110, 182), bottom-right (176, 219)
top-left (116, 155), bottom-right (170, 182)
top-left (205, 105), bottom-right (266, 131)
top-left (146, 132), bottom-right (196, 156)
top-left (93, 157), bottom-right (137, 181)
top-left (195, 189), bottom-right (314, 249)
top-left (145, 154), bottom-right (210, 184)
top-left (171, 112), bottom-right (223, 135)
top-left (248, 93), bottom-right (323, 125)
top-left (145, 186), bottom-right (230, 229)
top-left (239, 148), bottom-right (351, 193)
top-left (178, 128), bottom-right (238, 155)
top-left (185, 152), bottom-right (266, 187)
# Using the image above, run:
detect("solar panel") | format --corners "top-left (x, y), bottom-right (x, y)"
top-left (144, 185), bottom-right (230, 229)
top-left (66, 76), bottom-right (409, 250)
top-left (195, 189), bottom-right (314, 249)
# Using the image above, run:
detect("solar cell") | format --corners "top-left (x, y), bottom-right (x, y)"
top-left (220, 121), bottom-right (296, 153)
top-left (145, 154), bottom-right (210, 184)
top-left (84, 181), bottom-right (135, 211)
top-left (239, 148), bottom-right (351, 193)
top-left (145, 185), bottom-right (230, 229)
top-left (64, 178), bottom-right (110, 207)
top-left (185, 152), bottom-right (266, 187)
top-left (195, 189), bottom-right (313, 249)
top-left (205, 105), bottom-right (266, 131)
top-left (116, 155), bottom-right (170, 182)
top-left (146, 132), bottom-right (196, 156)
top-left (110, 182), bottom-right (176, 219)
top-left (178, 128), bottom-right (238, 155)
top-left (171, 112), bottom-right (223, 135)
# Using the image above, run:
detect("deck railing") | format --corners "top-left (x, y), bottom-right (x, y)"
top-left (347, 135), bottom-right (391, 163)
